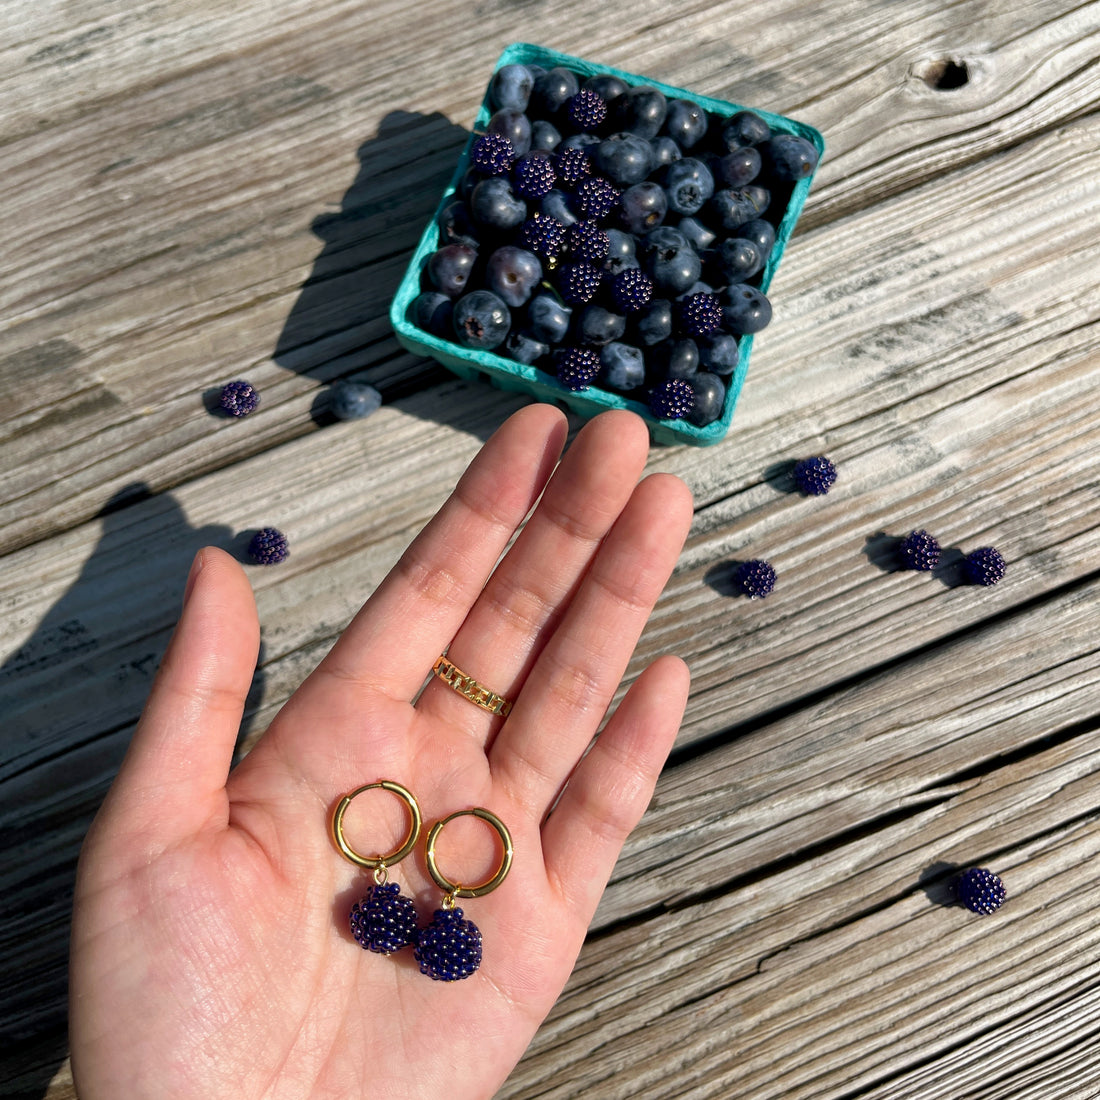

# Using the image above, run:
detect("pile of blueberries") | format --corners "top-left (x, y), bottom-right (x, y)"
top-left (407, 59), bottom-right (820, 427)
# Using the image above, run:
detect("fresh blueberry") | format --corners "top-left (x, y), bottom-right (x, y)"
top-left (452, 290), bottom-right (511, 350)
top-left (532, 66), bottom-right (579, 115)
top-left (619, 181), bottom-right (667, 235)
top-left (765, 133), bottom-right (820, 180)
top-left (409, 290), bottom-right (454, 336)
top-left (663, 98), bottom-right (708, 148)
top-left (697, 332), bottom-right (740, 375)
top-left (632, 298), bottom-right (673, 345)
top-left (486, 246), bottom-right (542, 307)
top-left (720, 284), bottom-right (772, 333)
top-left (599, 342), bottom-right (646, 391)
top-left (427, 242), bottom-right (478, 298)
top-left (540, 188), bottom-right (579, 226)
top-left (527, 294), bottom-right (572, 344)
top-left (642, 226), bottom-right (702, 294)
top-left (582, 74), bottom-right (629, 104)
top-left (649, 136), bottom-right (683, 167)
top-left (730, 218), bottom-right (776, 263)
top-left (559, 132), bottom-right (602, 153)
top-left (489, 64), bottom-right (534, 112)
top-left (721, 111), bottom-right (771, 149)
top-left (661, 158), bottom-right (715, 216)
top-left (470, 177), bottom-right (527, 231)
top-left (487, 109), bottom-right (532, 158)
top-left (675, 216), bottom-right (716, 252)
top-left (715, 146), bottom-right (762, 188)
top-left (710, 188), bottom-right (765, 230)
top-left (602, 228), bottom-right (637, 275)
top-left (574, 303), bottom-right (626, 346)
top-left (437, 200), bottom-right (478, 248)
top-left (330, 380), bottom-right (383, 420)
top-left (614, 86), bottom-right (667, 139)
top-left (592, 132), bottom-right (654, 187)
top-left (714, 236), bottom-right (764, 282)
top-left (741, 184), bottom-right (771, 217)
top-left (651, 338), bottom-right (699, 380)
top-left (503, 329), bottom-right (550, 365)
top-left (530, 119), bottom-right (562, 151)
top-left (687, 372), bottom-right (726, 426)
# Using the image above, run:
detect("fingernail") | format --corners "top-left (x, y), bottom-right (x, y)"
top-left (182, 550), bottom-right (205, 608)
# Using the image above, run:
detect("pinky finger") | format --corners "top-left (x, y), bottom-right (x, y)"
top-left (540, 655), bottom-right (690, 918)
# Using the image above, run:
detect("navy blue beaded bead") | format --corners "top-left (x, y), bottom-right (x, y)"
top-left (556, 145), bottom-right (592, 187)
top-left (678, 292), bottom-right (723, 337)
top-left (898, 529), bottom-right (941, 572)
top-left (471, 133), bottom-right (515, 176)
top-left (219, 379), bottom-right (260, 417)
top-left (963, 546), bottom-right (1007, 586)
top-left (513, 152), bottom-right (557, 199)
top-left (414, 906), bottom-right (483, 981)
top-left (793, 455), bottom-right (838, 496)
top-left (955, 867), bottom-right (1006, 915)
top-left (519, 213), bottom-right (567, 262)
top-left (567, 89), bottom-right (607, 131)
top-left (349, 881), bottom-right (418, 954)
top-left (247, 527), bottom-right (289, 565)
top-left (573, 177), bottom-right (620, 221)
top-left (555, 346), bottom-right (601, 392)
top-left (734, 558), bottom-right (777, 599)
top-left (649, 378), bottom-right (694, 420)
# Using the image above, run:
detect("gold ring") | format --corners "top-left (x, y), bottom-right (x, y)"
top-left (424, 808), bottom-right (514, 899)
top-left (330, 780), bottom-right (422, 870)
top-left (432, 655), bottom-right (513, 717)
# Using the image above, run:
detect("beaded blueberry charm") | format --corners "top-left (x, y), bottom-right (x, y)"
top-left (955, 867), bottom-right (1006, 915)
top-left (331, 780), bottom-right (422, 956)
top-left (415, 807), bottom-right (513, 982)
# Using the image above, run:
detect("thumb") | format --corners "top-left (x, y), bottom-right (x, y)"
top-left (99, 546), bottom-right (260, 850)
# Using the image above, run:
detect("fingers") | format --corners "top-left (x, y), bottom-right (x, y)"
top-left (490, 468), bottom-right (693, 810)
top-left (103, 547), bottom-right (260, 847)
top-left (415, 409), bottom-right (652, 743)
top-left (540, 656), bottom-right (690, 916)
top-left (309, 403), bottom-right (568, 704)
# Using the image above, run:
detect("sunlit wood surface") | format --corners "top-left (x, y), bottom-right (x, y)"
top-left (3, 1), bottom-right (1099, 1096)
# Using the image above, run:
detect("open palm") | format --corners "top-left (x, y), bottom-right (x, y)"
top-left (69, 406), bottom-right (693, 1100)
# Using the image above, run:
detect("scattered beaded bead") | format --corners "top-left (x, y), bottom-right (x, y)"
top-left (555, 346), bottom-right (601, 391)
top-left (567, 89), bottom-right (607, 131)
top-left (734, 558), bottom-right (777, 599)
top-left (512, 152), bottom-right (557, 198)
top-left (219, 380), bottom-right (260, 418)
top-left (414, 906), bottom-right (484, 981)
top-left (470, 133), bottom-right (515, 176)
top-left (898, 529), bottom-right (941, 572)
top-left (247, 527), bottom-right (289, 565)
top-left (519, 213), bottom-right (567, 261)
top-left (678, 292), bottom-right (723, 337)
top-left (556, 145), bottom-right (593, 187)
top-left (963, 546), bottom-right (1006, 586)
top-left (793, 456), bottom-right (838, 496)
top-left (566, 220), bottom-right (610, 263)
top-left (557, 260), bottom-right (603, 305)
top-left (649, 377), bottom-right (694, 420)
top-left (349, 882), bottom-right (418, 954)
top-left (574, 176), bottom-right (620, 221)
top-left (610, 267), bottom-right (654, 313)
top-left (955, 867), bottom-right (1006, 914)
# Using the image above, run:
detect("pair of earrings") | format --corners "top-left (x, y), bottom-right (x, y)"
top-left (330, 780), bottom-right (513, 982)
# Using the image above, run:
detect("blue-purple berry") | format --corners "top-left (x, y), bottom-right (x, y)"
top-left (330, 380), bottom-right (382, 421)
top-left (248, 527), bottom-right (288, 565)
top-left (414, 906), bottom-right (483, 981)
top-left (567, 89), bottom-right (607, 131)
top-left (519, 213), bottom-right (567, 261)
top-left (955, 868), bottom-right (1006, 915)
top-left (219, 380), bottom-right (259, 418)
top-left (611, 267), bottom-right (654, 313)
top-left (470, 132), bottom-right (515, 175)
top-left (513, 152), bottom-right (557, 199)
top-left (899, 529), bottom-right (941, 571)
top-left (555, 346), bottom-right (601, 391)
top-left (793, 456), bottom-right (837, 496)
top-left (574, 176), bottom-right (620, 221)
top-left (963, 546), bottom-right (1006, 586)
top-left (557, 261), bottom-right (603, 305)
top-left (649, 377), bottom-right (694, 419)
top-left (349, 882), bottom-right (418, 954)
top-left (734, 559), bottom-right (776, 599)
top-left (555, 145), bottom-right (592, 187)
top-left (567, 220), bottom-right (610, 263)
top-left (678, 292), bottom-right (723, 337)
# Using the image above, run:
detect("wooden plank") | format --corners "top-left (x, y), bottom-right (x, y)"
top-left (2, 0), bottom-right (1097, 553)
top-left (500, 741), bottom-right (1100, 1098)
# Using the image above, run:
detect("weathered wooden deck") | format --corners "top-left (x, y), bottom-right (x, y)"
top-left (3, 0), bottom-right (1100, 1096)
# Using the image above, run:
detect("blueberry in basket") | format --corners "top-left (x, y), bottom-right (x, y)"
top-left (391, 44), bottom-right (823, 446)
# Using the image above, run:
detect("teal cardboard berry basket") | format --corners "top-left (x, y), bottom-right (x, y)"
top-left (390, 42), bottom-right (823, 446)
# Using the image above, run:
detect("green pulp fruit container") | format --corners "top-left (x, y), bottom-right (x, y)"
top-left (390, 42), bottom-right (823, 446)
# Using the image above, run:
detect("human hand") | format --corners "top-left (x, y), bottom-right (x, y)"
top-left (69, 405), bottom-right (693, 1099)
